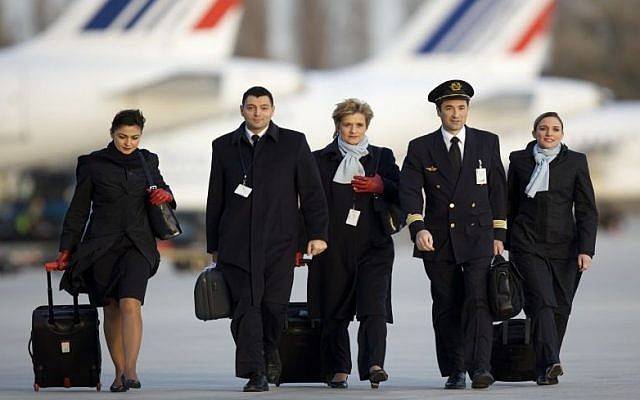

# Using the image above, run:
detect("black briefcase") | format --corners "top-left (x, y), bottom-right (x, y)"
top-left (491, 318), bottom-right (536, 382)
top-left (194, 265), bottom-right (231, 320)
top-left (276, 302), bottom-right (325, 386)
top-left (29, 271), bottom-right (102, 391)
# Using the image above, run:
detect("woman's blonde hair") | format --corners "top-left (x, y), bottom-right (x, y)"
top-left (331, 98), bottom-right (374, 133)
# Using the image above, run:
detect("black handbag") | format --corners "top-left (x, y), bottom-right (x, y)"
top-left (488, 254), bottom-right (525, 321)
top-left (194, 265), bottom-right (231, 320)
top-left (372, 148), bottom-right (406, 235)
top-left (137, 152), bottom-right (182, 240)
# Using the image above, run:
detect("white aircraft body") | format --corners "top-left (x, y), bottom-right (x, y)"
top-left (0, 0), bottom-right (303, 169)
top-left (3, 0), bottom-right (628, 206)
top-left (138, 0), bottom-right (613, 210)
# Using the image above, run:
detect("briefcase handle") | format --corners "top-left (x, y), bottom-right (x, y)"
top-left (46, 271), bottom-right (80, 325)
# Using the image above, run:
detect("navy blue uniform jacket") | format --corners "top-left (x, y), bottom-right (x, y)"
top-left (507, 141), bottom-right (598, 258)
top-left (59, 147), bottom-right (174, 294)
top-left (399, 126), bottom-right (507, 263)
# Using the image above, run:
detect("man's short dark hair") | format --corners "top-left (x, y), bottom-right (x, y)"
top-left (242, 86), bottom-right (274, 106)
top-left (110, 109), bottom-right (146, 134)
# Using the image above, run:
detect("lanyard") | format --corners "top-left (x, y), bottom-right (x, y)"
top-left (237, 141), bottom-right (255, 186)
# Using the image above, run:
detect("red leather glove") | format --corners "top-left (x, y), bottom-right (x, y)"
top-left (149, 188), bottom-right (173, 206)
top-left (44, 250), bottom-right (71, 272)
top-left (351, 174), bottom-right (384, 194)
top-left (295, 251), bottom-right (305, 267)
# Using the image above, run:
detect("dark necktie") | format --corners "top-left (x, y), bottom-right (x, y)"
top-left (251, 134), bottom-right (260, 146)
top-left (449, 136), bottom-right (461, 176)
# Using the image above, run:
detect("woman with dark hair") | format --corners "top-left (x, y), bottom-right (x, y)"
top-left (45, 109), bottom-right (176, 392)
top-left (307, 98), bottom-right (400, 389)
top-left (506, 111), bottom-right (598, 386)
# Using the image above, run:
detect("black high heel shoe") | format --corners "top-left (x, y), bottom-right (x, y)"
top-left (328, 380), bottom-right (348, 389)
top-left (122, 374), bottom-right (142, 389)
top-left (369, 368), bottom-right (388, 389)
top-left (109, 376), bottom-right (128, 392)
top-left (328, 374), bottom-right (348, 389)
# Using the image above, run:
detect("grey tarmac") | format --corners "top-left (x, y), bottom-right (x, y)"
top-left (1, 222), bottom-right (638, 400)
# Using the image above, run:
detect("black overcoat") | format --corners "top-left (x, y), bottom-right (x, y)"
top-left (59, 146), bottom-right (174, 295)
top-left (506, 141), bottom-right (598, 258)
top-left (206, 122), bottom-right (329, 305)
top-left (307, 140), bottom-right (398, 323)
top-left (399, 126), bottom-right (507, 264)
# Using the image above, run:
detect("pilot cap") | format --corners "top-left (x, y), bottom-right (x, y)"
top-left (428, 80), bottom-right (474, 104)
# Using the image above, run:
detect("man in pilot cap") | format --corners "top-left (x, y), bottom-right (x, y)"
top-left (399, 80), bottom-right (507, 389)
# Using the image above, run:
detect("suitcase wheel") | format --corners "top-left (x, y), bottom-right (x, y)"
top-left (33, 383), bottom-right (40, 392)
top-left (371, 382), bottom-right (380, 389)
top-left (96, 383), bottom-right (101, 391)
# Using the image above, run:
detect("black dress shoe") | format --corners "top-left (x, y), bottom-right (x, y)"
top-left (471, 370), bottom-right (494, 389)
top-left (444, 371), bottom-right (466, 389)
top-left (265, 350), bottom-right (282, 385)
top-left (328, 380), bottom-right (348, 389)
top-left (546, 363), bottom-right (563, 380)
top-left (536, 375), bottom-right (559, 385)
top-left (243, 374), bottom-right (269, 392)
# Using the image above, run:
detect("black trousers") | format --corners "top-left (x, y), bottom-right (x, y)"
top-left (423, 246), bottom-right (493, 376)
top-left (513, 252), bottom-right (581, 371)
top-left (321, 316), bottom-right (387, 380)
top-left (220, 263), bottom-right (289, 378)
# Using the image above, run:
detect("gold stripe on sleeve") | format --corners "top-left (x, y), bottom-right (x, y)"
top-left (406, 214), bottom-right (424, 226)
top-left (493, 220), bottom-right (507, 229)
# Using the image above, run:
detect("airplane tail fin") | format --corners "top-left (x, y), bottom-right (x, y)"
top-left (33, 0), bottom-right (243, 60)
top-left (378, 0), bottom-right (556, 73)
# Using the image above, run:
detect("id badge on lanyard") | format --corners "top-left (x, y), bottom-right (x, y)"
top-left (346, 208), bottom-right (360, 226)
top-left (476, 159), bottom-right (487, 185)
top-left (235, 144), bottom-right (253, 198)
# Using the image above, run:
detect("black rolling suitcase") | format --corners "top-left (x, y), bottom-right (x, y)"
top-left (28, 271), bottom-right (102, 391)
top-left (276, 302), bottom-right (325, 386)
top-left (491, 318), bottom-right (536, 382)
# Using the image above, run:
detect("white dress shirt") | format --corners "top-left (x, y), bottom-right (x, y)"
top-left (441, 125), bottom-right (466, 161)
top-left (245, 126), bottom-right (268, 144)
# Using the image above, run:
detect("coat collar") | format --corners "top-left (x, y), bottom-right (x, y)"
top-left (522, 140), bottom-right (569, 166)
top-left (427, 128), bottom-right (455, 186)
top-left (319, 138), bottom-right (342, 161)
top-left (231, 121), bottom-right (280, 145)
top-left (425, 125), bottom-right (479, 188)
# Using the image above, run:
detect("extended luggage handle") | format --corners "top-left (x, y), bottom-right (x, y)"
top-left (46, 271), bottom-right (80, 325)
top-left (501, 318), bottom-right (531, 345)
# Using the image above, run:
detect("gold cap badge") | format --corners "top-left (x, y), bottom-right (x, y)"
top-left (450, 81), bottom-right (462, 91)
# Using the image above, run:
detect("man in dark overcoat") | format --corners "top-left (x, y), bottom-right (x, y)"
top-left (206, 86), bottom-right (329, 392)
top-left (399, 80), bottom-right (507, 389)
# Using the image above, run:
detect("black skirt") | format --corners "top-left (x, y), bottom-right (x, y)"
top-left (74, 236), bottom-right (152, 306)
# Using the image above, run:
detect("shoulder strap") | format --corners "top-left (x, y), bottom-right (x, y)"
top-left (372, 146), bottom-right (381, 176)
top-left (137, 151), bottom-right (156, 189)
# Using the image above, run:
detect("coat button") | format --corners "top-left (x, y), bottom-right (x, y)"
top-left (436, 184), bottom-right (441, 189)
top-left (471, 202), bottom-right (476, 208)
top-left (449, 203), bottom-right (455, 208)
top-left (450, 222), bottom-right (455, 229)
